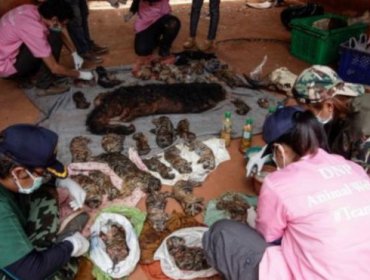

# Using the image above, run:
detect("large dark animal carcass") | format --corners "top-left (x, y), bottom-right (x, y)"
top-left (86, 83), bottom-right (225, 135)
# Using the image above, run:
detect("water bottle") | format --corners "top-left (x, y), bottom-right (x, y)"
top-left (220, 111), bottom-right (232, 147)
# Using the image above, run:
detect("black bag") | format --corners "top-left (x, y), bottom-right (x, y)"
top-left (280, 3), bottom-right (324, 30)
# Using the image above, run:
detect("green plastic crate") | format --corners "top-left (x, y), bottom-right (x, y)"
top-left (290, 13), bottom-right (368, 65)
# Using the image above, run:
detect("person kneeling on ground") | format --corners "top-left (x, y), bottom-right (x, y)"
top-left (125, 0), bottom-right (181, 74)
top-left (292, 65), bottom-right (369, 172)
top-left (0, 0), bottom-right (95, 95)
top-left (0, 124), bottom-right (89, 280)
top-left (203, 106), bottom-right (370, 280)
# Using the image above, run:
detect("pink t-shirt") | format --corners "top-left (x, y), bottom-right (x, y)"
top-left (134, 0), bottom-right (171, 33)
top-left (0, 5), bottom-right (51, 77)
top-left (256, 148), bottom-right (370, 280)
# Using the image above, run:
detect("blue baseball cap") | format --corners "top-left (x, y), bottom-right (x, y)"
top-left (262, 106), bottom-right (303, 156)
top-left (0, 124), bottom-right (67, 178)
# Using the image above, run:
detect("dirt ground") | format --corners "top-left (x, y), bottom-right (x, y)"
top-left (0, 0), bottom-right (345, 279)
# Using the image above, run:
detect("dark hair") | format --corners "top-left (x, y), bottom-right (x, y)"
top-left (38, 0), bottom-right (74, 21)
top-left (275, 110), bottom-right (329, 157)
top-left (0, 154), bottom-right (18, 179)
top-left (0, 134), bottom-right (18, 178)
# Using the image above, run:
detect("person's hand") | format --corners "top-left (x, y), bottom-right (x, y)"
top-left (78, 70), bottom-right (94, 81)
top-left (64, 232), bottom-right (90, 257)
top-left (56, 178), bottom-right (86, 210)
top-left (124, 11), bottom-right (134, 22)
top-left (71, 52), bottom-right (84, 70)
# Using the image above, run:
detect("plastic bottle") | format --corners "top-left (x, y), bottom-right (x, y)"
top-left (240, 118), bottom-right (253, 154)
top-left (220, 111), bottom-right (232, 147)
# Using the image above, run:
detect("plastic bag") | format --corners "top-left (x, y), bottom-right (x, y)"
top-left (153, 227), bottom-right (218, 279)
top-left (90, 212), bottom-right (140, 279)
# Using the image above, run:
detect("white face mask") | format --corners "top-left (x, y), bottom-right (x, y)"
top-left (272, 144), bottom-right (286, 170)
top-left (316, 110), bottom-right (332, 125)
top-left (12, 170), bottom-right (44, 194)
top-left (50, 25), bottom-right (62, 32)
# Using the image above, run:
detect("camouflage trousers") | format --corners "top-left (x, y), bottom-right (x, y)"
top-left (0, 185), bottom-right (78, 280)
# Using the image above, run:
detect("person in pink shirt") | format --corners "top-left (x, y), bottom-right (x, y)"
top-left (203, 106), bottom-right (370, 280)
top-left (0, 0), bottom-right (94, 95)
top-left (125, 0), bottom-right (180, 74)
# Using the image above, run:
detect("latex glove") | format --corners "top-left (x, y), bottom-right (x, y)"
top-left (56, 178), bottom-right (86, 210)
top-left (245, 145), bottom-right (271, 177)
top-left (79, 70), bottom-right (94, 80)
top-left (247, 207), bottom-right (257, 229)
top-left (124, 11), bottom-right (134, 22)
top-left (71, 52), bottom-right (84, 70)
top-left (64, 232), bottom-right (90, 257)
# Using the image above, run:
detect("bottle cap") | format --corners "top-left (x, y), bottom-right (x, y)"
top-left (245, 118), bottom-right (253, 125)
top-left (268, 106), bottom-right (276, 113)
top-left (225, 111), bottom-right (231, 118)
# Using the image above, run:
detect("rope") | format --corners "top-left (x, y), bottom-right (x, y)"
top-left (215, 37), bottom-right (290, 46)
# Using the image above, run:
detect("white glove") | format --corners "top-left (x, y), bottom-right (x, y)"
top-left (71, 52), bottom-right (84, 70)
top-left (247, 207), bottom-right (257, 229)
top-left (56, 178), bottom-right (86, 210)
top-left (246, 145), bottom-right (271, 177)
top-left (78, 70), bottom-right (94, 80)
top-left (124, 11), bottom-right (134, 22)
top-left (64, 232), bottom-right (90, 257)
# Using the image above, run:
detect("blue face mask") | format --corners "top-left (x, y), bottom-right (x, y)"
top-left (12, 170), bottom-right (44, 194)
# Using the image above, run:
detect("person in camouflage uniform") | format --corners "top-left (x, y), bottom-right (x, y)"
top-left (0, 124), bottom-right (89, 280)
top-left (292, 65), bottom-right (369, 172)
top-left (0, 184), bottom-right (78, 280)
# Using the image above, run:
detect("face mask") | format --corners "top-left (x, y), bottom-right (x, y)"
top-left (49, 22), bottom-right (62, 32)
top-left (316, 110), bottom-right (332, 125)
top-left (12, 170), bottom-right (44, 194)
top-left (50, 26), bottom-right (62, 32)
top-left (272, 144), bottom-right (286, 170)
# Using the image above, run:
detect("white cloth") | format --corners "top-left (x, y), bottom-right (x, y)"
top-left (143, 138), bottom-right (230, 186)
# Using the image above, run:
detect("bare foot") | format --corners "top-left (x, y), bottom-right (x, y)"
top-left (159, 55), bottom-right (176, 65)
top-left (132, 54), bottom-right (157, 76)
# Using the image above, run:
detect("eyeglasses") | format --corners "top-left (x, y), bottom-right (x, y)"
top-left (15, 168), bottom-right (45, 180)
top-left (30, 168), bottom-right (49, 177)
